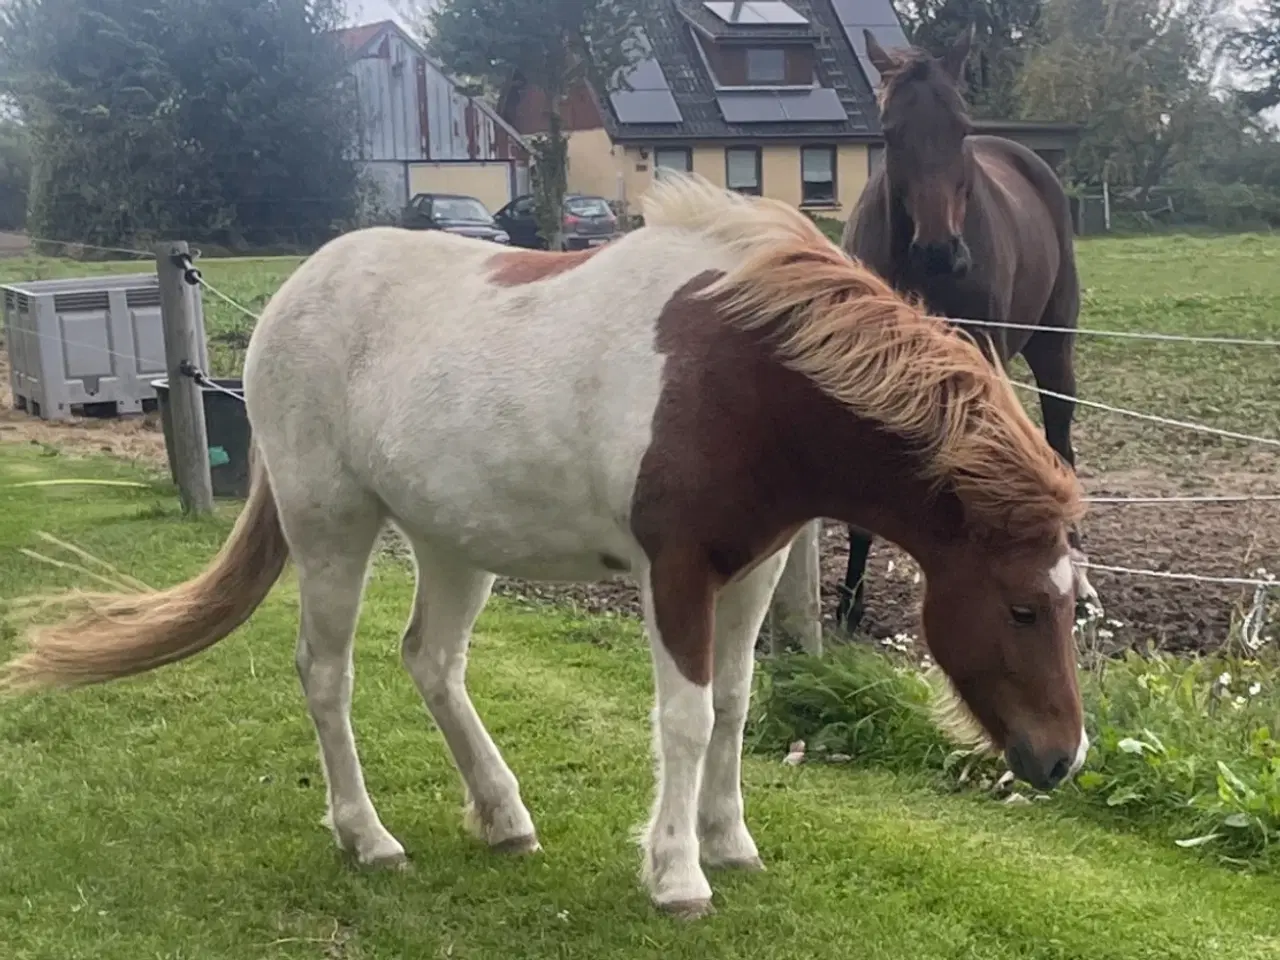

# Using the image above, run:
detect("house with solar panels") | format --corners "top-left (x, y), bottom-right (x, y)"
top-left (498, 0), bottom-right (1078, 219)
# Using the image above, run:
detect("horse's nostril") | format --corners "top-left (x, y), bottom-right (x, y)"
top-left (1047, 754), bottom-right (1072, 788)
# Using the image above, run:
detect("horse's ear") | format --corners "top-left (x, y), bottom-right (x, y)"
top-left (863, 28), bottom-right (898, 80)
top-left (942, 24), bottom-right (975, 82)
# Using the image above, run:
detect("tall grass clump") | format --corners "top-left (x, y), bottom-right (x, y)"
top-left (748, 627), bottom-right (1280, 870)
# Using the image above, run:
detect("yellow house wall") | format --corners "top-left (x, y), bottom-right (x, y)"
top-left (407, 162), bottom-right (514, 213)
top-left (566, 129), bottom-right (623, 201)
top-left (563, 134), bottom-right (872, 220)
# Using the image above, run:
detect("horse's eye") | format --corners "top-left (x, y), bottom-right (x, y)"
top-left (1010, 605), bottom-right (1037, 626)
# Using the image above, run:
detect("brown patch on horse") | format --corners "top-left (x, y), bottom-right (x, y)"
top-left (486, 247), bottom-right (600, 286)
top-left (695, 228), bottom-right (1084, 540)
top-left (630, 211), bottom-right (1082, 685)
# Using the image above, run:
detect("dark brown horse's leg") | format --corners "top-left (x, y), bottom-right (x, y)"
top-left (1021, 331), bottom-right (1099, 615)
top-left (836, 526), bottom-right (874, 631)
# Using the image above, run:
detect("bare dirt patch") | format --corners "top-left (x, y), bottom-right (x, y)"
top-left (0, 346), bottom-right (168, 466)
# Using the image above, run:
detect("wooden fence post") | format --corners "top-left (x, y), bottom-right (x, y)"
top-left (768, 520), bottom-right (824, 656)
top-left (156, 241), bottom-right (214, 516)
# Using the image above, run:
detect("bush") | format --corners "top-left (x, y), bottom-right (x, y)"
top-left (748, 639), bottom-right (1280, 869)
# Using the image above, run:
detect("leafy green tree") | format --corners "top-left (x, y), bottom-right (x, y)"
top-left (1017, 0), bottom-right (1228, 192)
top-left (426, 0), bottom-right (647, 249)
top-left (0, 118), bottom-right (32, 231)
top-left (893, 0), bottom-right (1045, 117)
top-left (164, 0), bottom-right (361, 249)
top-left (1230, 0), bottom-right (1280, 113)
top-left (0, 0), bottom-right (360, 249)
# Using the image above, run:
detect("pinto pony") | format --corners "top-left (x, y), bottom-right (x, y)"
top-left (835, 27), bottom-right (1097, 633)
top-left (1, 173), bottom-right (1089, 919)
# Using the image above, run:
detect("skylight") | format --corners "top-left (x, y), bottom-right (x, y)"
top-left (703, 1), bottom-right (810, 26)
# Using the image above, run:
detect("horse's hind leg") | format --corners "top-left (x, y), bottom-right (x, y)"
top-left (398, 540), bottom-right (538, 853)
top-left (698, 548), bottom-right (789, 872)
top-left (282, 482), bottom-right (407, 867)
top-left (836, 526), bottom-right (874, 632)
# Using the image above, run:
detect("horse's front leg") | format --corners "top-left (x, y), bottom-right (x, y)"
top-left (699, 547), bottom-right (790, 871)
top-left (639, 550), bottom-right (718, 919)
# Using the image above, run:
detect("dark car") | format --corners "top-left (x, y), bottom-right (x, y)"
top-left (493, 193), bottom-right (620, 250)
top-left (400, 192), bottom-right (510, 244)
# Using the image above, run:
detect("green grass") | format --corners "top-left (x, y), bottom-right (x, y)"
top-left (6, 230), bottom-right (1279, 471)
top-left (4, 447), bottom-right (1280, 958)
top-left (749, 641), bottom-right (1280, 868)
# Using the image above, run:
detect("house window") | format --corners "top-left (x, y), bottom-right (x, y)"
top-left (726, 146), bottom-right (762, 195)
top-left (654, 146), bottom-right (693, 179)
top-left (801, 145), bottom-right (837, 206)
top-left (868, 143), bottom-right (885, 176)
top-left (745, 48), bottom-right (786, 84)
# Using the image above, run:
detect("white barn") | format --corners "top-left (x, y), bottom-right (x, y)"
top-left (335, 19), bottom-right (532, 214)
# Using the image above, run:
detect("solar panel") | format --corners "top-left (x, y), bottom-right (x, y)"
top-left (609, 32), bottom-right (684, 125)
top-left (780, 87), bottom-right (847, 121)
top-left (828, 0), bottom-right (910, 86)
top-left (704, 1), bottom-right (809, 26)
top-left (611, 88), bottom-right (684, 124)
top-left (717, 88), bottom-right (847, 123)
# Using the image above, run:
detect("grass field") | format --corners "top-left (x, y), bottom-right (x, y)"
top-left (2, 232), bottom-right (1280, 957)
top-left (2, 444), bottom-right (1280, 960)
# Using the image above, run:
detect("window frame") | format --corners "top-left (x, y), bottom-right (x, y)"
top-left (799, 144), bottom-right (839, 208)
top-left (725, 146), bottom-right (763, 196)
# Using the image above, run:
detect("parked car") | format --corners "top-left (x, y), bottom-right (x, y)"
top-left (493, 193), bottom-right (619, 250)
top-left (400, 192), bottom-right (510, 244)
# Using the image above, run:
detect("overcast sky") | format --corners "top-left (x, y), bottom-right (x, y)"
top-left (342, 0), bottom-right (420, 27)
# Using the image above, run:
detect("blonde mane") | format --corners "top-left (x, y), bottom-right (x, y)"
top-left (641, 172), bottom-right (1084, 543)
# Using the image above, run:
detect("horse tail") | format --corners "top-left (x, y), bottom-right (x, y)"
top-left (0, 451), bottom-right (290, 692)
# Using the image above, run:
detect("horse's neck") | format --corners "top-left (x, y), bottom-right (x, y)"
top-left (794, 395), bottom-right (957, 566)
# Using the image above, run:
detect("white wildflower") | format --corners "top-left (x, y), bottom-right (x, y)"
top-left (1218, 671), bottom-right (1232, 689)
top-left (1234, 695), bottom-right (1247, 708)
top-left (1249, 682), bottom-right (1262, 697)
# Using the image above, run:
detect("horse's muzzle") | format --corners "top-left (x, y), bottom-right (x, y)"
top-left (911, 236), bottom-right (971, 278)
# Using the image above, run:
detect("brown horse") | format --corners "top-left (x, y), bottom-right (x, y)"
top-left (0, 174), bottom-right (1088, 919)
top-left (836, 26), bottom-right (1097, 633)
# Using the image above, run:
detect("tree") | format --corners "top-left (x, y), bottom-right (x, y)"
top-left (0, 0), bottom-right (361, 249)
top-left (426, 0), bottom-right (647, 250)
top-left (893, 0), bottom-right (1045, 117)
top-left (1017, 0), bottom-right (1229, 192)
top-left (0, 118), bottom-right (31, 230)
top-left (163, 0), bottom-right (362, 249)
top-left (1230, 0), bottom-right (1280, 113)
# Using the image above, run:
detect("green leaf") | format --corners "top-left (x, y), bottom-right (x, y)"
top-left (1117, 737), bottom-right (1149, 755)
top-left (1223, 813), bottom-right (1254, 829)
top-left (1075, 771), bottom-right (1106, 791)
top-left (1217, 761), bottom-right (1253, 799)
top-left (1106, 786), bottom-right (1143, 806)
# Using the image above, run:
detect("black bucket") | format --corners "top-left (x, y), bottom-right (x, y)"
top-left (152, 377), bottom-right (251, 499)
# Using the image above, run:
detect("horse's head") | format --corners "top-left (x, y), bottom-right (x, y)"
top-left (865, 26), bottom-right (975, 279)
top-left (920, 528), bottom-right (1087, 791)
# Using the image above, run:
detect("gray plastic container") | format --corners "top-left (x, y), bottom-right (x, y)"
top-left (3, 272), bottom-right (209, 420)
